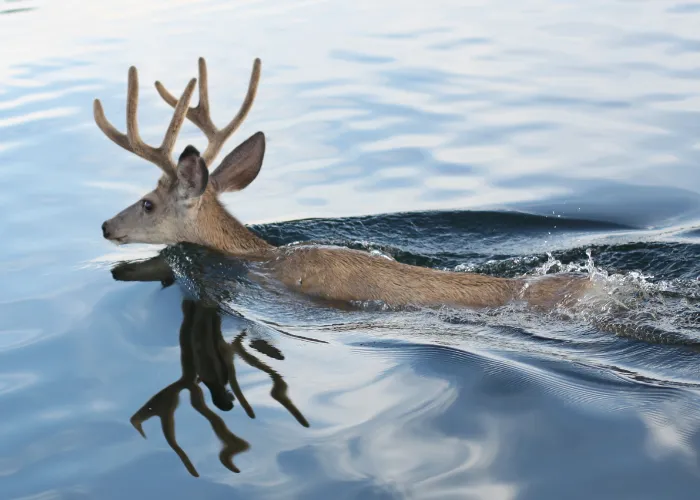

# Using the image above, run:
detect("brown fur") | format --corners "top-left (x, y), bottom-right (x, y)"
top-left (181, 188), bottom-right (594, 310)
top-left (97, 57), bottom-right (594, 311)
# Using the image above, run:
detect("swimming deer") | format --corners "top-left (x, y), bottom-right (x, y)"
top-left (96, 57), bottom-right (593, 310)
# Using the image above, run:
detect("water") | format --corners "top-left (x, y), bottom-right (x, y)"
top-left (2, 0), bottom-right (700, 498)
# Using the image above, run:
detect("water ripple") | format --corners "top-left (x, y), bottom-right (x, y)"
top-left (3, 0), bottom-right (700, 498)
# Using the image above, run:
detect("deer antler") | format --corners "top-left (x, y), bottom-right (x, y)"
top-left (93, 66), bottom-right (197, 178)
top-left (154, 57), bottom-right (261, 166)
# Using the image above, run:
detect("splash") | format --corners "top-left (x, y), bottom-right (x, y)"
top-left (450, 246), bottom-right (700, 348)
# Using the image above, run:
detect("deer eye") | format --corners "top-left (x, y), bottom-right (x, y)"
top-left (142, 199), bottom-right (154, 213)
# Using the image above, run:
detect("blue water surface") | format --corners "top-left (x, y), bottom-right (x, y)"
top-left (1, 0), bottom-right (700, 499)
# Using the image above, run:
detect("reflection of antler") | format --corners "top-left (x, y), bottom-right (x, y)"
top-left (130, 300), bottom-right (249, 477)
top-left (192, 304), bottom-right (235, 411)
top-left (232, 332), bottom-right (309, 428)
top-left (111, 251), bottom-right (309, 477)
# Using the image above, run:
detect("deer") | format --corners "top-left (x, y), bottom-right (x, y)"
top-left (96, 57), bottom-right (595, 311)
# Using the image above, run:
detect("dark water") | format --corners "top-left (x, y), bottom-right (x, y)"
top-left (2, 0), bottom-right (700, 499)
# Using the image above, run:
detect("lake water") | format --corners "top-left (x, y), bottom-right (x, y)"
top-left (2, 0), bottom-right (700, 498)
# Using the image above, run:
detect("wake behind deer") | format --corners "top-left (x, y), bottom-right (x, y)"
top-left (97, 57), bottom-right (597, 311)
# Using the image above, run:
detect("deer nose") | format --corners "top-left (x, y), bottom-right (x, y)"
top-left (101, 221), bottom-right (111, 239)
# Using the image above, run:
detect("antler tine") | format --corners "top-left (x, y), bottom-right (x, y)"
top-left (207, 57), bottom-right (261, 164)
top-left (156, 58), bottom-right (215, 139)
top-left (160, 76), bottom-right (198, 159)
top-left (155, 57), bottom-right (262, 166)
top-left (94, 98), bottom-right (131, 151)
top-left (94, 66), bottom-right (197, 178)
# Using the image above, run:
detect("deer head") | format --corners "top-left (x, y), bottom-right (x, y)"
top-left (97, 58), bottom-right (266, 246)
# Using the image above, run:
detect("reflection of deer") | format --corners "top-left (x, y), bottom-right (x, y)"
top-left (111, 254), bottom-right (309, 477)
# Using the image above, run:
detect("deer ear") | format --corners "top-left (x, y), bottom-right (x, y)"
top-left (211, 132), bottom-right (265, 193)
top-left (177, 145), bottom-right (209, 199)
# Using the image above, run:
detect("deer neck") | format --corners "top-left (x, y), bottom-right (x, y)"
top-left (192, 194), bottom-right (273, 257)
